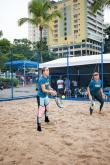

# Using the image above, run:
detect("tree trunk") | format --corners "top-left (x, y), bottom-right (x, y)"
top-left (39, 26), bottom-right (43, 63)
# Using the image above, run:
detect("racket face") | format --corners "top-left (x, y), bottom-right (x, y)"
top-left (90, 100), bottom-right (95, 109)
top-left (55, 97), bottom-right (64, 108)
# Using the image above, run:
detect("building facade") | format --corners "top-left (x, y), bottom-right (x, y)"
top-left (48, 0), bottom-right (104, 57)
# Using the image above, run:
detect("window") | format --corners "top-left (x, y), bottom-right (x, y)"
top-left (65, 37), bottom-right (67, 40)
top-left (54, 20), bottom-right (58, 23)
top-left (74, 25), bottom-right (78, 28)
top-left (74, 44), bottom-right (81, 48)
top-left (73, 0), bottom-right (78, 2)
top-left (63, 47), bottom-right (67, 50)
top-left (74, 20), bottom-right (78, 23)
top-left (53, 48), bottom-right (58, 51)
top-left (53, 39), bottom-right (58, 42)
top-left (54, 30), bottom-right (58, 33)
top-left (74, 14), bottom-right (78, 19)
top-left (82, 44), bottom-right (85, 47)
top-left (54, 24), bottom-right (58, 28)
top-left (74, 30), bottom-right (78, 33)
top-left (54, 34), bottom-right (58, 38)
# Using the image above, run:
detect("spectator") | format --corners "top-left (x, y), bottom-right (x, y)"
top-left (57, 76), bottom-right (64, 97)
top-left (64, 78), bottom-right (71, 97)
top-left (72, 79), bottom-right (78, 97)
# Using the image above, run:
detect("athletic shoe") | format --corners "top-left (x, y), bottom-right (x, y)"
top-left (45, 117), bottom-right (50, 123)
top-left (90, 107), bottom-right (93, 115)
top-left (98, 110), bottom-right (102, 114)
top-left (37, 124), bottom-right (42, 131)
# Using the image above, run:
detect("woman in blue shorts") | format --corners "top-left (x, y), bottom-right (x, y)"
top-left (36, 67), bottom-right (56, 131)
top-left (87, 72), bottom-right (105, 115)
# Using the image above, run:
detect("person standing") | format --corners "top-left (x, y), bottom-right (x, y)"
top-left (57, 76), bottom-right (64, 97)
top-left (87, 72), bottom-right (105, 115)
top-left (64, 78), bottom-right (71, 97)
top-left (36, 67), bottom-right (56, 131)
top-left (72, 80), bottom-right (78, 97)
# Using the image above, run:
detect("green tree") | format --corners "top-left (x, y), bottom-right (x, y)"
top-left (104, 25), bottom-right (110, 53)
top-left (91, 0), bottom-right (110, 13)
top-left (18, 0), bottom-right (61, 62)
top-left (0, 30), bottom-right (3, 38)
top-left (0, 38), bottom-right (11, 71)
top-left (33, 37), bottom-right (57, 62)
top-left (0, 38), bottom-right (11, 53)
top-left (13, 38), bottom-right (33, 59)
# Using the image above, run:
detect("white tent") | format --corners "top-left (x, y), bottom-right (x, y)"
top-left (39, 54), bottom-right (110, 68)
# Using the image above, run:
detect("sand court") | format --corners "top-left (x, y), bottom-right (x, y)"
top-left (0, 98), bottom-right (110, 165)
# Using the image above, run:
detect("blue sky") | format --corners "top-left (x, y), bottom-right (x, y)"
top-left (0, 0), bottom-right (110, 42)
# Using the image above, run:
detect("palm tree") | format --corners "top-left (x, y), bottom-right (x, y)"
top-left (91, 0), bottom-right (110, 13)
top-left (18, 0), bottom-right (61, 62)
top-left (0, 30), bottom-right (3, 38)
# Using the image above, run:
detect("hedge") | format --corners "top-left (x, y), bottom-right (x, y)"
top-left (0, 77), bottom-right (19, 88)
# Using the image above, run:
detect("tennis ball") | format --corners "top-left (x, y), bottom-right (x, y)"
top-left (62, 95), bottom-right (65, 99)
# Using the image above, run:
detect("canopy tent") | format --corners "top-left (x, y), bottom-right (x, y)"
top-left (6, 60), bottom-right (39, 76)
top-left (39, 54), bottom-right (110, 68)
top-left (6, 60), bottom-right (39, 68)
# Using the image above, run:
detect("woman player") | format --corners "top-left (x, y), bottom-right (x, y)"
top-left (87, 72), bottom-right (105, 115)
top-left (36, 67), bottom-right (56, 131)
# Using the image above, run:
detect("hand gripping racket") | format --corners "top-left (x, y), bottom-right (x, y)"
top-left (51, 91), bottom-right (64, 108)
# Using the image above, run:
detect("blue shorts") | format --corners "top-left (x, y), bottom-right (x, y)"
top-left (37, 96), bottom-right (49, 107)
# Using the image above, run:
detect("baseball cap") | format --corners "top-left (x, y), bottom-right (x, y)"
top-left (42, 67), bottom-right (49, 72)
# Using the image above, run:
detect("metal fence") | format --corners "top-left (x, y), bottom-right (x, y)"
top-left (0, 46), bottom-right (39, 101)
top-left (0, 46), bottom-right (110, 101)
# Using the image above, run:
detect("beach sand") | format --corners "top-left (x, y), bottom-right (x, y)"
top-left (0, 98), bottom-right (110, 165)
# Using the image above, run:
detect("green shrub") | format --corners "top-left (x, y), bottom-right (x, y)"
top-left (0, 77), bottom-right (19, 88)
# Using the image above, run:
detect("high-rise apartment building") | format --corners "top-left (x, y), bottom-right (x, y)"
top-left (48, 0), bottom-right (104, 57)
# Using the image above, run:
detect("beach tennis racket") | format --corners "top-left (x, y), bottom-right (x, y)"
top-left (89, 96), bottom-right (95, 115)
top-left (54, 96), bottom-right (64, 108)
top-left (50, 91), bottom-right (64, 108)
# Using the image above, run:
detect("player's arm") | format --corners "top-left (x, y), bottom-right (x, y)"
top-left (41, 84), bottom-right (56, 95)
top-left (100, 88), bottom-right (105, 98)
top-left (41, 84), bottom-right (50, 94)
top-left (87, 86), bottom-right (92, 100)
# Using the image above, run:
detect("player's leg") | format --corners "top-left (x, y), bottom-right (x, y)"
top-left (94, 95), bottom-right (104, 113)
top-left (37, 97), bottom-right (45, 131)
top-left (44, 96), bottom-right (50, 123)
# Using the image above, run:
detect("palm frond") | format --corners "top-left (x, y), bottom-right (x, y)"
top-left (45, 10), bottom-right (62, 21)
top-left (18, 18), bottom-right (36, 26)
top-left (91, 0), bottom-right (110, 13)
top-left (29, 0), bottom-right (43, 17)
